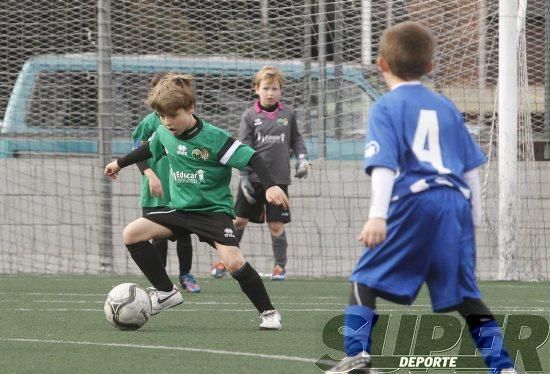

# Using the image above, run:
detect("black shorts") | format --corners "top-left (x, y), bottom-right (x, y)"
top-left (143, 207), bottom-right (239, 248)
top-left (142, 206), bottom-right (167, 215)
top-left (234, 182), bottom-right (291, 224)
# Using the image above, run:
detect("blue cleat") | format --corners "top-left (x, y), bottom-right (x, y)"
top-left (179, 273), bottom-right (201, 293)
top-left (210, 262), bottom-right (228, 279)
top-left (271, 265), bottom-right (286, 281)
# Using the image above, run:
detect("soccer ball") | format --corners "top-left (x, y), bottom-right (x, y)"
top-left (104, 283), bottom-right (152, 331)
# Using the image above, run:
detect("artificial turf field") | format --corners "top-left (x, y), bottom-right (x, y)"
top-left (0, 275), bottom-right (548, 373)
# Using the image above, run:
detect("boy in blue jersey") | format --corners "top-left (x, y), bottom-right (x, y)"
top-left (327, 22), bottom-right (516, 373)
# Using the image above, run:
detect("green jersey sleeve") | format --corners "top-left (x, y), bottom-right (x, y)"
top-left (132, 112), bottom-right (160, 147)
top-left (147, 129), bottom-right (167, 162)
top-left (215, 133), bottom-right (255, 169)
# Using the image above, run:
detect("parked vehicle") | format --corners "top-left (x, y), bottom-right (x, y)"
top-left (0, 53), bottom-right (380, 159)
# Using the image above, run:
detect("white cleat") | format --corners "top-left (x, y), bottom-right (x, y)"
top-left (259, 310), bottom-right (282, 330)
top-left (148, 286), bottom-right (183, 315)
top-left (500, 369), bottom-right (518, 374)
top-left (324, 352), bottom-right (376, 374)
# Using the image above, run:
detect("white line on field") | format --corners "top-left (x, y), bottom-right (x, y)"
top-left (9, 306), bottom-right (550, 313)
top-left (0, 338), bottom-right (317, 364)
top-left (35, 298), bottom-right (550, 307)
top-left (10, 308), bottom-right (342, 313)
top-left (27, 300), bottom-right (347, 306)
top-left (0, 292), bottom-right (340, 299)
top-left (6, 297), bottom-right (550, 310)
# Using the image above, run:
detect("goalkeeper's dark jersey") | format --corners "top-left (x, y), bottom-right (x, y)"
top-left (148, 116), bottom-right (255, 216)
top-left (240, 101), bottom-right (307, 185)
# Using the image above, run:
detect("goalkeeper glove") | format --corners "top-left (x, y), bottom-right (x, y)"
top-left (239, 170), bottom-right (256, 204)
top-left (295, 154), bottom-right (309, 179)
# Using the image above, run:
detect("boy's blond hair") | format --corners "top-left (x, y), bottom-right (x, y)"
top-left (254, 66), bottom-right (285, 88)
top-left (379, 21), bottom-right (435, 81)
top-left (146, 73), bottom-right (196, 116)
top-left (149, 71), bottom-right (169, 88)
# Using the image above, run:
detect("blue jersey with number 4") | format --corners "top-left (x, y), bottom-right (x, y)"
top-left (364, 82), bottom-right (486, 201)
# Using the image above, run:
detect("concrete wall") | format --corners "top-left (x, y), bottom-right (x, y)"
top-left (1, 157), bottom-right (549, 280)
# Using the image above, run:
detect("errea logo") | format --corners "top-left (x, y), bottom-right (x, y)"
top-left (177, 144), bottom-right (187, 156)
top-left (224, 228), bottom-right (235, 238)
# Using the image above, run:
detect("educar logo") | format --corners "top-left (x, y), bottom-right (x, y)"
top-left (171, 169), bottom-right (206, 184)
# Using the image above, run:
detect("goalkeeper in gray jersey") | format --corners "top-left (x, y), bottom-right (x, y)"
top-left (211, 66), bottom-right (309, 281)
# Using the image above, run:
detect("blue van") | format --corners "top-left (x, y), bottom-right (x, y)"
top-left (0, 54), bottom-right (380, 159)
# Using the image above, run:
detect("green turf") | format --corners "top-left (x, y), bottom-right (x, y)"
top-left (0, 275), bottom-right (548, 373)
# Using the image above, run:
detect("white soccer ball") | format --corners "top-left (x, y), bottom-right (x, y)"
top-left (104, 283), bottom-right (152, 331)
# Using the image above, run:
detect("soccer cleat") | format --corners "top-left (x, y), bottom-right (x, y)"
top-left (148, 286), bottom-right (183, 315)
top-left (211, 262), bottom-right (228, 278)
top-left (499, 369), bottom-right (518, 374)
top-left (259, 309), bottom-right (282, 330)
top-left (179, 273), bottom-right (201, 293)
top-left (271, 265), bottom-right (286, 281)
top-left (325, 352), bottom-right (376, 374)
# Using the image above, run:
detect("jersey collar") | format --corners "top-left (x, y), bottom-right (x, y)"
top-left (254, 100), bottom-right (284, 120)
top-left (176, 115), bottom-right (203, 140)
top-left (391, 81), bottom-right (422, 91)
top-left (254, 100), bottom-right (284, 112)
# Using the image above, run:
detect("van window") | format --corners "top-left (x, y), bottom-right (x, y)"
top-left (24, 71), bottom-right (368, 139)
top-left (26, 72), bottom-right (98, 134)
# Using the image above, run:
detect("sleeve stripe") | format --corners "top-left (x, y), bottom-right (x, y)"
top-left (217, 137), bottom-right (236, 161)
top-left (219, 139), bottom-right (242, 165)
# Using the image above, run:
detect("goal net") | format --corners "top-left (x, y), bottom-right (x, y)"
top-left (0, 0), bottom-right (548, 280)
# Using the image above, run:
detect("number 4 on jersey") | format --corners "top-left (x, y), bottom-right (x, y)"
top-left (412, 109), bottom-right (451, 174)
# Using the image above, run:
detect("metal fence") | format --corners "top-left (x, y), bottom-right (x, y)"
top-left (0, 0), bottom-right (549, 280)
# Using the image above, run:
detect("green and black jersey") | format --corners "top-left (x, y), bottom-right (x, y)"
top-left (148, 116), bottom-right (255, 216)
top-left (131, 112), bottom-right (170, 208)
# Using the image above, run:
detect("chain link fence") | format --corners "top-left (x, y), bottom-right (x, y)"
top-left (0, 0), bottom-right (548, 280)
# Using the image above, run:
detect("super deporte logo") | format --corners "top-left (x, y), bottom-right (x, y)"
top-left (171, 169), bottom-right (206, 184)
top-left (316, 313), bottom-right (550, 372)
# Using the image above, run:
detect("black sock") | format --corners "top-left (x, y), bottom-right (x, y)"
top-left (152, 238), bottom-right (168, 267)
top-left (126, 241), bottom-right (173, 292)
top-left (231, 262), bottom-right (274, 313)
top-left (177, 234), bottom-right (193, 275)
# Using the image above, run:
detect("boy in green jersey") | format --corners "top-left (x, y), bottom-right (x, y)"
top-left (132, 72), bottom-right (200, 293)
top-left (105, 73), bottom-right (287, 329)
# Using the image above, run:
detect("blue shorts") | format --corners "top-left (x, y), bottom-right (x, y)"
top-left (351, 188), bottom-right (481, 312)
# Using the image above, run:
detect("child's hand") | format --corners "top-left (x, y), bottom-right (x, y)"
top-left (104, 161), bottom-right (121, 180)
top-left (146, 172), bottom-right (164, 197)
top-left (357, 218), bottom-right (387, 248)
top-left (265, 186), bottom-right (289, 210)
